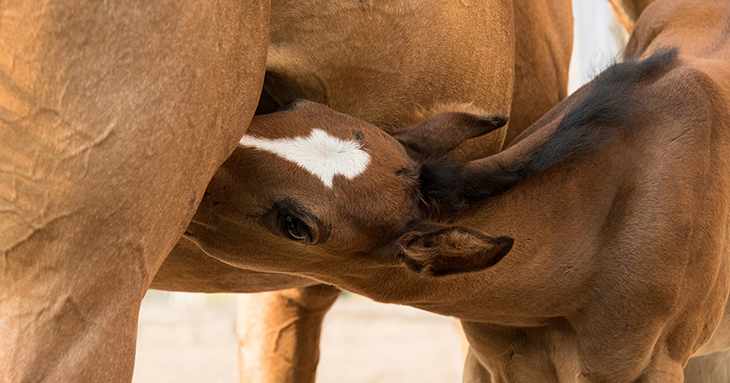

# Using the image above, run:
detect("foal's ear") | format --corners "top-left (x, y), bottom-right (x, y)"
top-left (397, 226), bottom-right (513, 276)
top-left (394, 111), bottom-right (508, 161)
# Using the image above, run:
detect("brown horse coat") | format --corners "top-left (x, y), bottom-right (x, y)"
top-left (608, 0), bottom-right (657, 33)
top-left (0, 0), bottom-right (268, 381)
top-left (180, 0), bottom-right (730, 381)
top-left (0, 0), bottom-right (571, 381)
top-left (150, 1), bottom-right (572, 381)
top-left (154, 0), bottom-right (574, 293)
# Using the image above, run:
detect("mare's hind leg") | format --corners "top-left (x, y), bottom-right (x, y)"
top-left (237, 285), bottom-right (342, 383)
top-left (0, 0), bottom-right (267, 380)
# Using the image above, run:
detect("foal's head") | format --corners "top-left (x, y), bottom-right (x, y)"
top-left (184, 100), bottom-right (512, 278)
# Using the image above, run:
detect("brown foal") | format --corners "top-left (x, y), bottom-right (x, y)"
top-left (180, 0), bottom-right (730, 381)
top-left (152, 0), bottom-right (573, 381)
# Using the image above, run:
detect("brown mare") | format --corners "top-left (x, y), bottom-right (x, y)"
top-left (156, 1), bottom-right (671, 381)
top-left (152, 0), bottom-right (573, 381)
top-left (0, 0), bottom-right (672, 381)
top-left (179, 0), bottom-right (730, 381)
top-left (0, 0), bottom-right (570, 380)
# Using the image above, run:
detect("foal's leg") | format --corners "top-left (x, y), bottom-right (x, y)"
top-left (0, 0), bottom-right (267, 380)
top-left (237, 285), bottom-right (342, 383)
top-left (462, 348), bottom-right (492, 383)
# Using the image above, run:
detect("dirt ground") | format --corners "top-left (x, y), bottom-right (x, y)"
top-left (133, 291), bottom-right (463, 383)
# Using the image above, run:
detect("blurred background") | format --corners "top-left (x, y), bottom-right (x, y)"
top-left (133, 1), bottom-right (627, 382)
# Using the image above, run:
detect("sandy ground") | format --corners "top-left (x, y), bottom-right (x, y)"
top-left (133, 291), bottom-right (463, 383)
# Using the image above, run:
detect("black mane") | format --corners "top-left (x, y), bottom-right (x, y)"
top-left (420, 48), bottom-right (680, 216)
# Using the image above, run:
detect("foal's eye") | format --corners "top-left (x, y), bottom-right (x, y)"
top-left (279, 214), bottom-right (311, 242)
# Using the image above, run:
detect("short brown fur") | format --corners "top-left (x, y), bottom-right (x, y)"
top-left (181, 1), bottom-right (730, 381)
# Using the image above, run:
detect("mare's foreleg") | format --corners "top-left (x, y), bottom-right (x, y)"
top-left (0, 0), bottom-right (267, 380)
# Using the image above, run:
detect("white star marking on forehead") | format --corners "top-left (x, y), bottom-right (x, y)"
top-left (239, 129), bottom-right (371, 188)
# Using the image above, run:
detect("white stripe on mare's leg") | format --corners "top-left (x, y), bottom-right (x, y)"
top-left (239, 129), bottom-right (371, 188)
